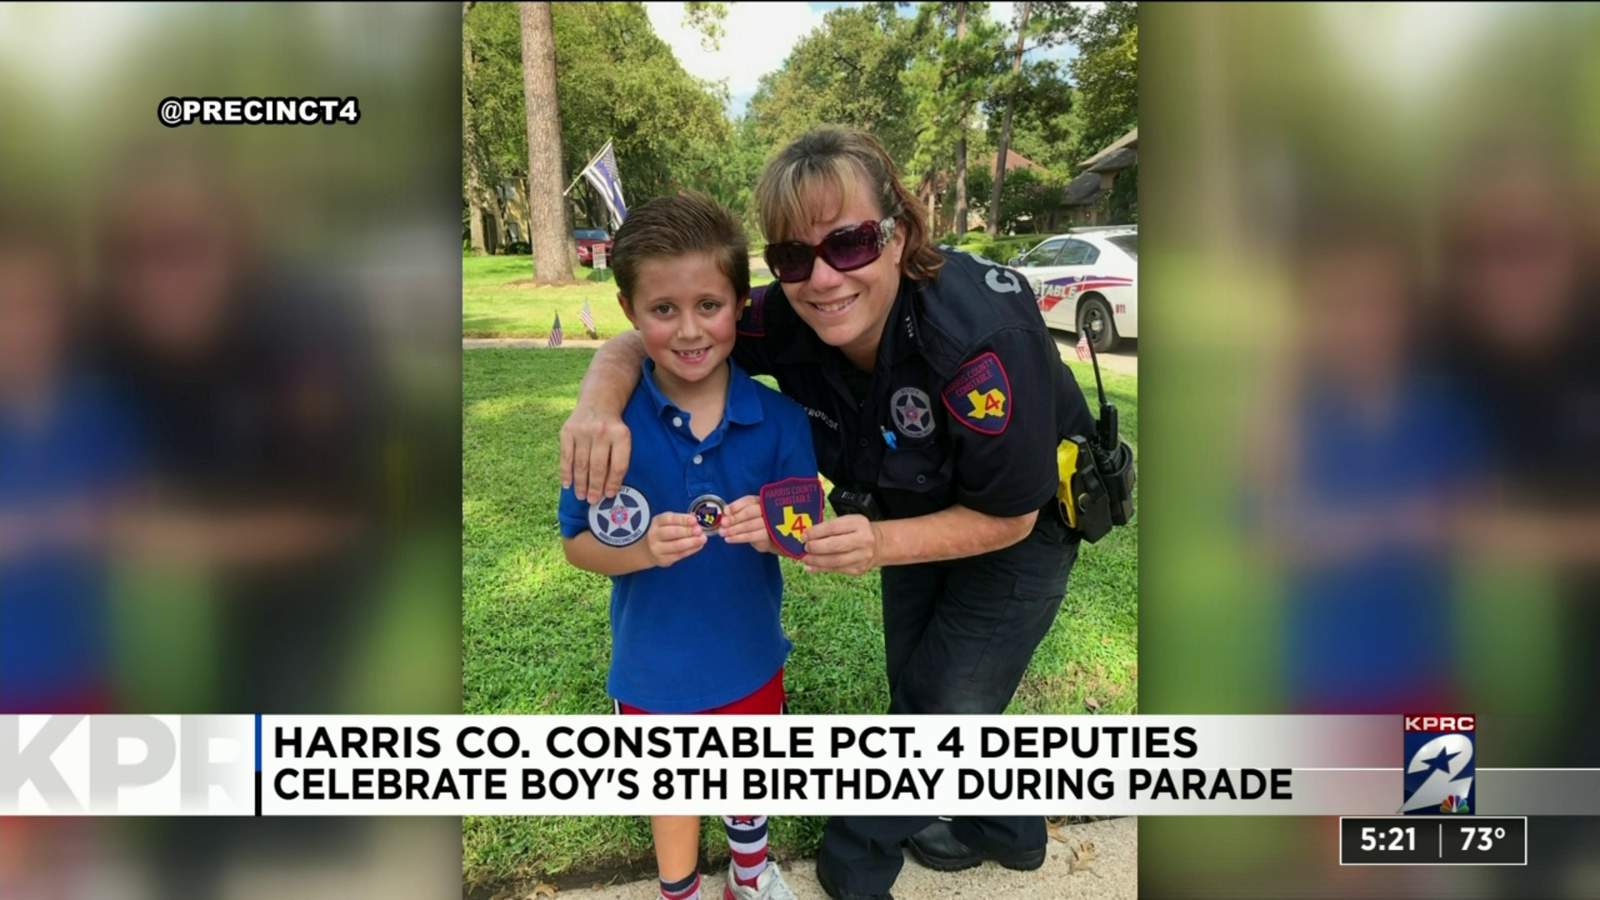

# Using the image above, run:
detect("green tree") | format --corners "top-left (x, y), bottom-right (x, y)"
top-left (549, 3), bottom-right (733, 212)
top-left (969, 164), bottom-right (1067, 234)
top-left (985, 2), bottom-right (1079, 230)
top-left (1068, 0), bottom-right (1137, 164)
top-left (465, 2), bottom-right (736, 240)
top-left (745, 4), bottom-right (924, 171)
top-left (905, 2), bottom-right (1005, 233)
top-left (683, 1), bottom-right (728, 50)
top-left (1002, 86), bottom-right (1082, 172)
top-left (909, 3), bottom-right (1007, 231)
top-left (465, 1), bottom-right (536, 242)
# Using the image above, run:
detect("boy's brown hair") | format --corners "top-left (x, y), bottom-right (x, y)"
top-left (612, 191), bottom-right (749, 304)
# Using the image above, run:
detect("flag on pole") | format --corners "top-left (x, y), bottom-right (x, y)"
top-left (578, 140), bottom-right (628, 229)
top-left (548, 313), bottom-right (563, 348)
top-left (1075, 330), bottom-right (1091, 362)
top-left (578, 299), bottom-right (597, 338)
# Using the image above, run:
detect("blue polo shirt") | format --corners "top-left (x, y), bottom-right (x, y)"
top-left (1, 377), bottom-right (143, 710)
top-left (1284, 374), bottom-right (1486, 711)
top-left (558, 358), bottom-right (818, 712)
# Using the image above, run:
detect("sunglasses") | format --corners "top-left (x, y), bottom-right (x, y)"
top-left (763, 217), bottom-right (896, 283)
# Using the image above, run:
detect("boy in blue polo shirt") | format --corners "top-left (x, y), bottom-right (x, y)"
top-left (1, 220), bottom-right (142, 716)
top-left (558, 193), bottom-right (815, 900)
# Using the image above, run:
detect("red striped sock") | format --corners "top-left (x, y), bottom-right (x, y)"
top-left (724, 815), bottom-right (769, 888)
top-left (660, 871), bottom-right (700, 900)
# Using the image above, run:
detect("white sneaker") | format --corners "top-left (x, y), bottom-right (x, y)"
top-left (723, 859), bottom-right (798, 900)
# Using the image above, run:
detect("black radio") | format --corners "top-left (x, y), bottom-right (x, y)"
top-left (1058, 336), bottom-right (1136, 542)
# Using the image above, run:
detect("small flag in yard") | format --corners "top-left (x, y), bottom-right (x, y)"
top-left (548, 313), bottom-right (563, 348)
top-left (1075, 331), bottom-right (1091, 362)
top-left (578, 299), bottom-right (596, 338)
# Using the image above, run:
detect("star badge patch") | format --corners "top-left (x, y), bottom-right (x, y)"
top-left (890, 387), bottom-right (936, 439)
top-left (588, 485), bottom-right (651, 547)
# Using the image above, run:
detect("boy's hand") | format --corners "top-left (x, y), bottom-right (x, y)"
top-left (718, 495), bottom-right (773, 553)
top-left (646, 512), bottom-right (708, 567)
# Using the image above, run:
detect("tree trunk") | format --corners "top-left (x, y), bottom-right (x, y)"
top-left (952, 1), bottom-right (969, 236)
top-left (463, 2), bottom-right (488, 256)
top-left (989, 2), bottom-right (1030, 235)
top-left (519, 1), bottom-right (574, 283)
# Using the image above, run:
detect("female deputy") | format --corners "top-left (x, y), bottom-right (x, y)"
top-left (561, 127), bottom-right (1099, 900)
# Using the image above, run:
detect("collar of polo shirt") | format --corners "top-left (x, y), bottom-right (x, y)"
top-left (639, 358), bottom-right (765, 432)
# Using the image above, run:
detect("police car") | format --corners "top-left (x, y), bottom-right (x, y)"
top-left (1007, 226), bottom-right (1137, 353)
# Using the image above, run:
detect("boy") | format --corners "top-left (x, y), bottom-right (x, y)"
top-left (0, 215), bottom-right (142, 897)
top-left (0, 218), bottom-right (142, 715)
top-left (557, 193), bottom-right (815, 900)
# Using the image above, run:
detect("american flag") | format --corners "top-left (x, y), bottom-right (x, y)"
top-left (578, 299), bottom-right (596, 337)
top-left (547, 313), bottom-right (563, 348)
top-left (1075, 331), bottom-right (1091, 362)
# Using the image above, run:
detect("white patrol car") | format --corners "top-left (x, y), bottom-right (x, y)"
top-left (1007, 226), bottom-right (1137, 353)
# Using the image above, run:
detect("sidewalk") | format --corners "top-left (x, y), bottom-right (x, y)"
top-left (546, 817), bottom-right (1134, 899)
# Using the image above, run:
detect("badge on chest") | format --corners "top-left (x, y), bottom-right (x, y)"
top-left (890, 386), bottom-right (936, 439)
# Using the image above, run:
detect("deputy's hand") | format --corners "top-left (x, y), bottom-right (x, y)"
top-left (801, 514), bottom-right (881, 575)
top-left (646, 512), bottom-right (707, 568)
top-left (560, 407), bottom-right (632, 503)
top-left (718, 495), bottom-right (773, 553)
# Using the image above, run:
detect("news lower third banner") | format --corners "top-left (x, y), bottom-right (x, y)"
top-left (3, 715), bottom-right (1597, 817)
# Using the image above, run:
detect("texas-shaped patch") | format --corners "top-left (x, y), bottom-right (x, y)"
top-left (941, 351), bottom-right (1011, 435)
top-left (738, 284), bottom-right (768, 336)
top-left (759, 476), bottom-right (824, 560)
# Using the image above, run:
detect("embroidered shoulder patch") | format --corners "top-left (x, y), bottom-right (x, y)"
top-left (941, 351), bottom-right (1012, 435)
top-left (738, 284), bottom-right (768, 336)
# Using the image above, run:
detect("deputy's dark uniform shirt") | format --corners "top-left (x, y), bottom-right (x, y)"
top-left (733, 247), bottom-right (1096, 522)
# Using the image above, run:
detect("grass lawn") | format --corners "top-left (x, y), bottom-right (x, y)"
top-left (462, 349), bottom-right (1138, 895)
top-left (464, 254), bottom-right (774, 340)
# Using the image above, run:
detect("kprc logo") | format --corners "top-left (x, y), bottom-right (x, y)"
top-left (0, 715), bottom-right (254, 815)
top-left (1402, 713), bottom-right (1475, 815)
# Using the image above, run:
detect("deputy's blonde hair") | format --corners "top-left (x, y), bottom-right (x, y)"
top-left (756, 127), bottom-right (944, 282)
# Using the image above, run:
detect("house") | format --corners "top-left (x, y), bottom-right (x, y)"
top-left (470, 177), bottom-right (599, 254)
top-left (1058, 128), bottom-right (1137, 227)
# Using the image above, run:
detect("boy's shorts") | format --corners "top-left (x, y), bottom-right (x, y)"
top-left (614, 668), bottom-right (785, 715)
